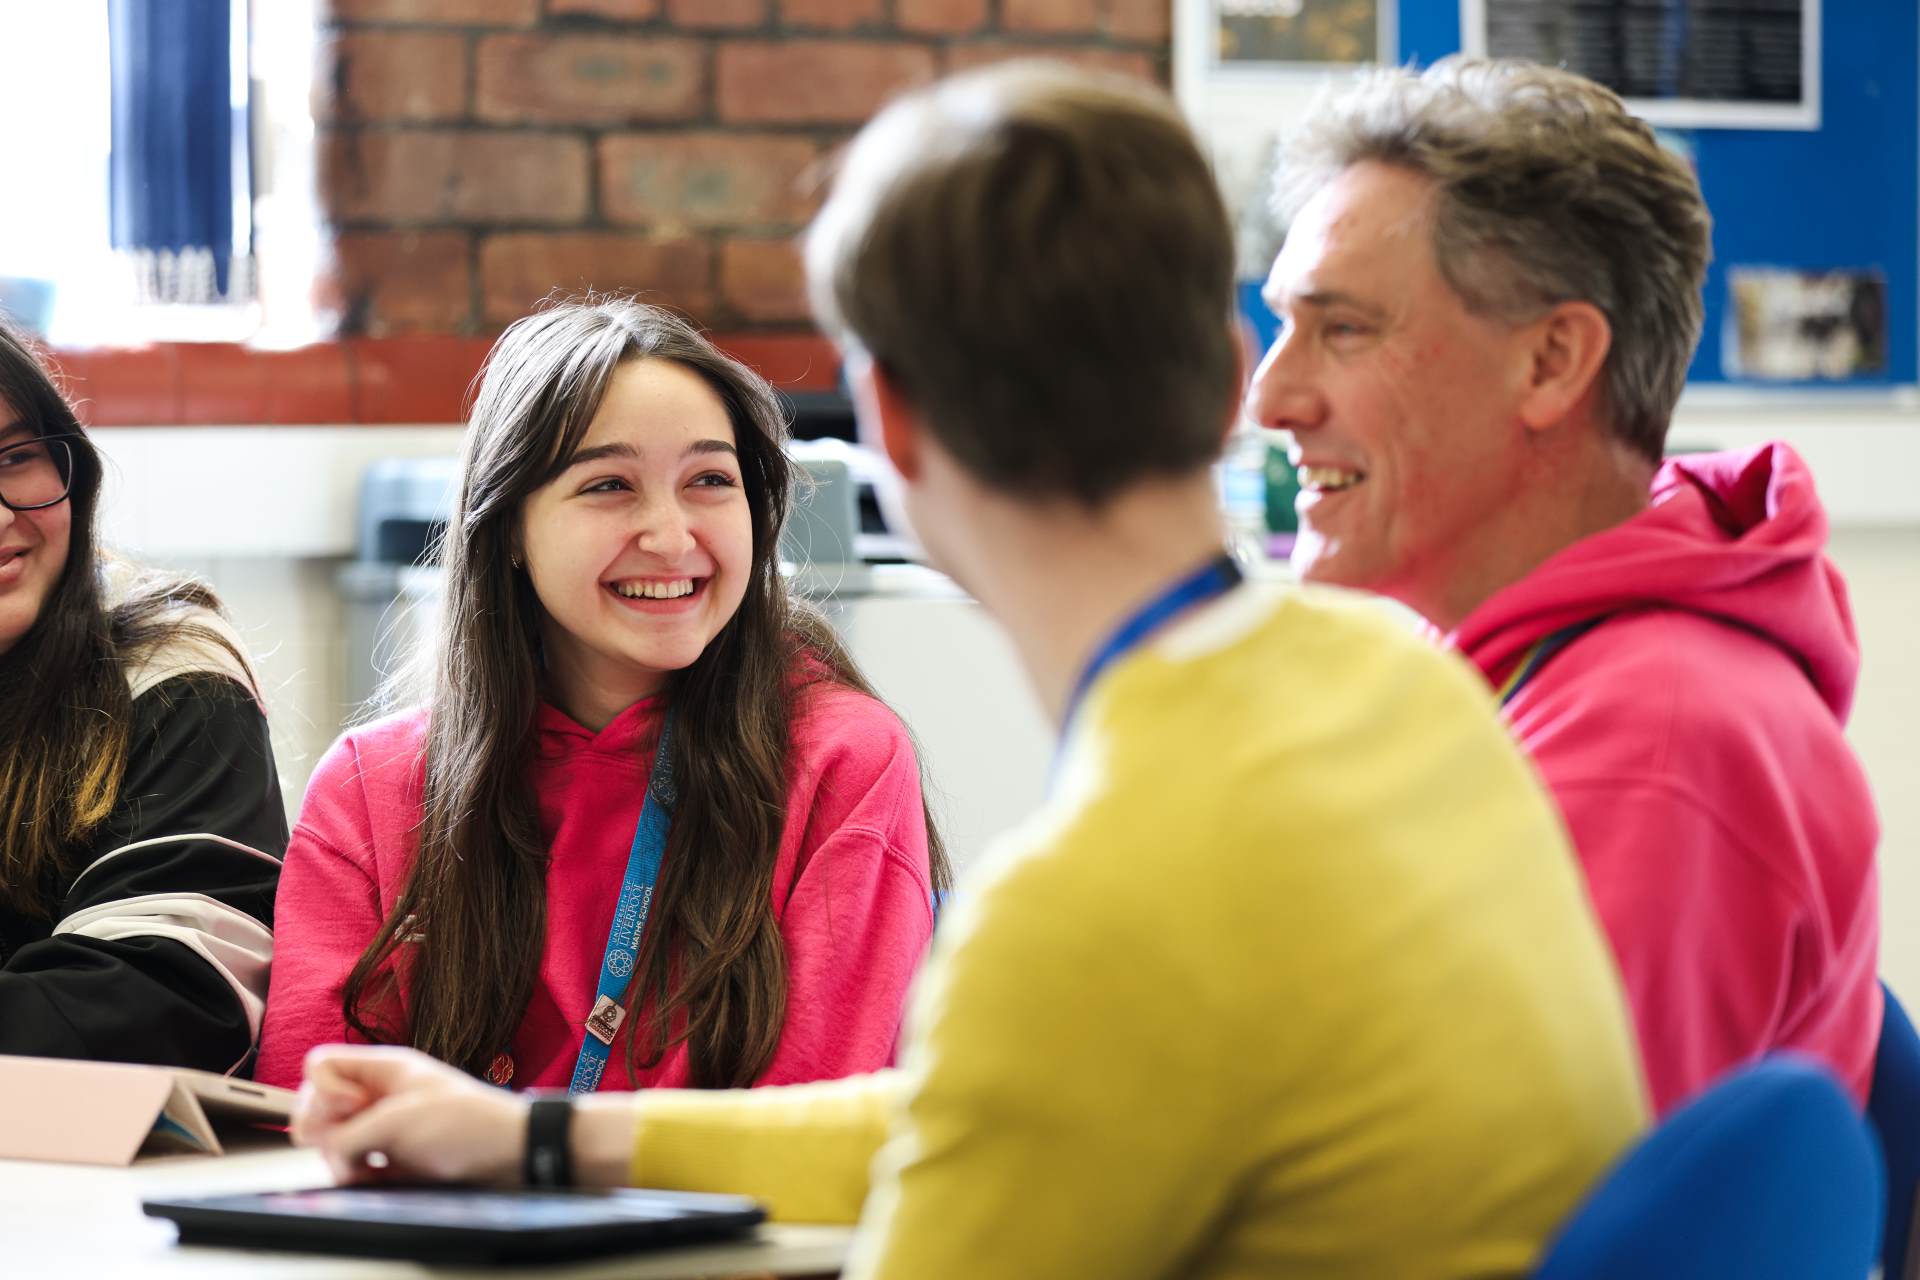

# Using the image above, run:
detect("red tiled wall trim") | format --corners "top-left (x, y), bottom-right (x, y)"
top-left (46, 334), bottom-right (843, 427)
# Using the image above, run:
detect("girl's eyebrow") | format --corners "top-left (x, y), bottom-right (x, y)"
top-left (558, 441), bottom-right (638, 472)
top-left (547, 437), bottom-right (738, 485)
top-left (559, 438), bottom-right (736, 473)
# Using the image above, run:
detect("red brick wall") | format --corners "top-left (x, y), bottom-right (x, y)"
top-left (316, 0), bottom-right (1171, 337)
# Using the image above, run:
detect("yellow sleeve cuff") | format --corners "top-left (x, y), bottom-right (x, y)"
top-left (629, 1069), bottom-right (906, 1224)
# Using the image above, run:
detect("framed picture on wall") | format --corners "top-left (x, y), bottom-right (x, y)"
top-left (1176, 0), bottom-right (1394, 86)
top-left (1461, 0), bottom-right (1820, 130)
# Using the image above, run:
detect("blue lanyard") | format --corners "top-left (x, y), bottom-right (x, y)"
top-left (1059, 553), bottom-right (1244, 747)
top-left (569, 709), bottom-right (678, 1094)
top-left (1497, 619), bottom-right (1604, 708)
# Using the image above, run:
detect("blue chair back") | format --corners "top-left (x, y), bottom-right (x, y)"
top-left (1871, 982), bottom-right (1920, 1279)
top-left (1535, 1057), bottom-right (1883, 1280)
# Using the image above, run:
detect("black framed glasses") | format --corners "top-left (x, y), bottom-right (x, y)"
top-left (0, 436), bottom-right (73, 512)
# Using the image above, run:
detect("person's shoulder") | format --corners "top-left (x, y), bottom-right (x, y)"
top-left (121, 602), bottom-right (260, 704)
top-left (1089, 581), bottom-right (1564, 867)
top-left (791, 678), bottom-right (915, 769)
top-left (125, 661), bottom-right (261, 729)
top-left (286, 707), bottom-right (432, 866)
top-left (1110, 581), bottom-right (1489, 762)
top-left (306, 706), bottom-right (432, 812)
top-left (1543, 607), bottom-right (1833, 750)
top-left (1144, 581), bottom-right (1444, 688)
top-left (331, 705), bottom-right (431, 768)
top-left (112, 664), bottom-right (278, 813)
top-left (780, 676), bottom-right (928, 854)
top-left (115, 601), bottom-right (274, 766)
top-left (1527, 609), bottom-right (1869, 854)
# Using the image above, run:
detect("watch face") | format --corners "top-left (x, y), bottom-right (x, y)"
top-left (486, 1053), bottom-right (515, 1086)
top-left (526, 1094), bottom-right (575, 1190)
top-left (530, 1144), bottom-right (565, 1187)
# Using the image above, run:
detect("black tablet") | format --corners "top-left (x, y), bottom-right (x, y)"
top-left (142, 1185), bottom-right (768, 1265)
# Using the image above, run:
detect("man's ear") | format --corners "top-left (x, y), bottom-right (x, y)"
top-left (1518, 300), bottom-right (1613, 432)
top-left (848, 353), bottom-right (922, 484)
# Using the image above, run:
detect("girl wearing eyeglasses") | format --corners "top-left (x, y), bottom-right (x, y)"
top-left (256, 300), bottom-right (947, 1096)
top-left (0, 318), bottom-right (285, 1072)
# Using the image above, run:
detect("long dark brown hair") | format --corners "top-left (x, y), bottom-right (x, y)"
top-left (0, 318), bottom-right (249, 916)
top-left (344, 299), bottom-right (949, 1088)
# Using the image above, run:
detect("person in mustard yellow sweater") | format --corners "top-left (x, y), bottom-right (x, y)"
top-left (290, 62), bottom-right (1648, 1279)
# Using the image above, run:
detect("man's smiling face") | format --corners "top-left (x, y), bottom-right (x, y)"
top-left (1245, 161), bottom-right (1536, 614)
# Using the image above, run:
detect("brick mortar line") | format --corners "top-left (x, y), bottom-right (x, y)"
top-left (323, 122), bottom-right (868, 138)
top-left (355, 28), bottom-right (1168, 50)
top-left (326, 21), bottom-right (545, 33)
top-left (699, 29), bottom-right (721, 121)
top-left (661, 4), bottom-right (779, 36)
top-left (942, 33), bottom-right (1168, 49)
top-left (464, 216), bottom-right (486, 334)
top-left (325, 122), bottom-right (610, 137)
top-left (702, 229), bottom-right (725, 321)
top-left (461, 30), bottom-right (478, 118)
top-left (335, 220), bottom-right (813, 236)
top-left (331, 29), bottom-right (1167, 124)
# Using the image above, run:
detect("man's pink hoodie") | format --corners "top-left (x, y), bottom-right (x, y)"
top-left (1452, 442), bottom-right (1881, 1113)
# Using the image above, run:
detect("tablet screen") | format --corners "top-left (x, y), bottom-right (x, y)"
top-left (240, 1187), bottom-right (741, 1227)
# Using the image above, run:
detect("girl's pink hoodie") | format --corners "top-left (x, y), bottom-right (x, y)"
top-left (257, 681), bottom-right (935, 1092)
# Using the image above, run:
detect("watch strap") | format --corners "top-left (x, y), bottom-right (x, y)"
top-left (524, 1093), bottom-right (575, 1189)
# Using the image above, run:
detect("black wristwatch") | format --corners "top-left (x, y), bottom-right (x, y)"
top-left (524, 1093), bottom-right (575, 1189)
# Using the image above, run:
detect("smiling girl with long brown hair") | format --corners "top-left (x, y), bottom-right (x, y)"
top-left (257, 299), bottom-right (947, 1093)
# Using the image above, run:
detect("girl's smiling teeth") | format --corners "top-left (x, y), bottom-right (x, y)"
top-left (610, 577), bottom-right (699, 600)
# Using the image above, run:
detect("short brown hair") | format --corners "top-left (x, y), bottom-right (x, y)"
top-left (1279, 57), bottom-right (1712, 462)
top-left (805, 61), bottom-right (1239, 505)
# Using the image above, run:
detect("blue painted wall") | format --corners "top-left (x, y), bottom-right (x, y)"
top-left (1393, 2), bottom-right (1918, 387)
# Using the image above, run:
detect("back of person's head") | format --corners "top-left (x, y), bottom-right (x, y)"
top-left (1279, 56), bottom-right (1712, 462)
top-left (0, 318), bottom-right (238, 914)
top-left (805, 61), bottom-right (1240, 506)
top-left (349, 297), bottom-right (947, 1087)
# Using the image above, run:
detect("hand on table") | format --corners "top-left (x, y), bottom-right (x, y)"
top-left (291, 1045), bottom-right (528, 1187)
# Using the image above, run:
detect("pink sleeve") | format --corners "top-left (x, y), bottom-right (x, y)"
top-left (756, 730), bottom-right (936, 1087)
top-left (253, 746), bottom-right (389, 1088)
top-left (1553, 777), bottom-right (1866, 1113)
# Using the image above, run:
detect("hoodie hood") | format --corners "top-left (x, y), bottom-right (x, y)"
top-left (1452, 442), bottom-right (1859, 722)
top-left (534, 691), bottom-right (667, 762)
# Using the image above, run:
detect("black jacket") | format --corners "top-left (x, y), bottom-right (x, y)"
top-left (0, 645), bottom-right (286, 1072)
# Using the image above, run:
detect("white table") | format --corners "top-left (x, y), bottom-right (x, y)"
top-left (0, 1137), bottom-right (851, 1277)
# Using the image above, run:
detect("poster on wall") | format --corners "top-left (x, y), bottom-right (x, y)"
top-left (1171, 0), bottom-right (1395, 287)
top-left (1724, 267), bottom-right (1887, 381)
top-left (1460, 0), bottom-right (1820, 130)
top-left (1199, 0), bottom-right (1392, 77)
